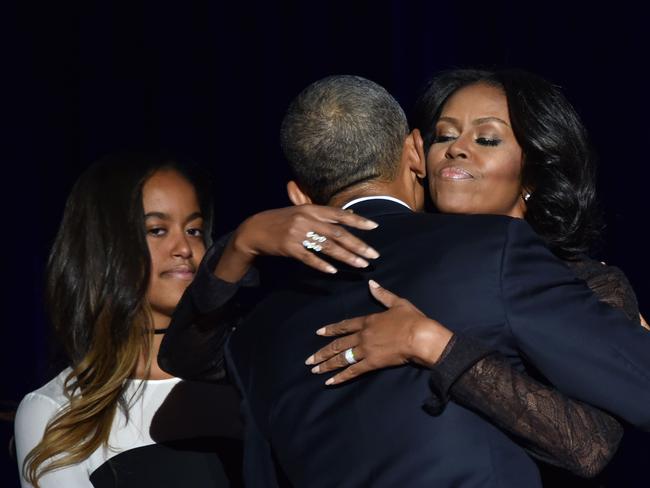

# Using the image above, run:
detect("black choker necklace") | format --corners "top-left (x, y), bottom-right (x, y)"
top-left (153, 328), bottom-right (168, 335)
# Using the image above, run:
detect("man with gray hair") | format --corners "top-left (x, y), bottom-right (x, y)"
top-left (280, 75), bottom-right (411, 205)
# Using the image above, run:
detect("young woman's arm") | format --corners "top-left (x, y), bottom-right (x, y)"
top-left (15, 393), bottom-right (93, 487)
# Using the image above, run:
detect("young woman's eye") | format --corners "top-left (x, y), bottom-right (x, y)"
top-left (432, 134), bottom-right (456, 144)
top-left (147, 227), bottom-right (166, 237)
top-left (186, 228), bottom-right (204, 238)
top-left (476, 137), bottom-right (501, 147)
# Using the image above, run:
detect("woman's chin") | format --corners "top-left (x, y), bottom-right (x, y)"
top-left (433, 198), bottom-right (478, 215)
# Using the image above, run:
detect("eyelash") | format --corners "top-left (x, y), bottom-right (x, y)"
top-left (432, 135), bottom-right (501, 147)
top-left (432, 135), bottom-right (455, 144)
top-left (147, 227), bottom-right (204, 237)
top-left (148, 227), bottom-right (166, 237)
top-left (476, 137), bottom-right (501, 147)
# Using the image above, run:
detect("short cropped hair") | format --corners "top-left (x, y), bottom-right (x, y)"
top-left (280, 75), bottom-right (409, 204)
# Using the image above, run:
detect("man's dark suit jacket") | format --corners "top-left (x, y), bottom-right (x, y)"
top-left (225, 198), bottom-right (650, 488)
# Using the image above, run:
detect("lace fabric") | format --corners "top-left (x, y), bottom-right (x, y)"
top-left (451, 354), bottom-right (623, 477)
top-left (429, 257), bottom-right (639, 477)
top-left (566, 257), bottom-right (640, 322)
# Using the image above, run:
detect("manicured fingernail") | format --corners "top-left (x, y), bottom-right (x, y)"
top-left (365, 247), bottom-right (380, 259)
top-left (368, 279), bottom-right (380, 289)
top-left (363, 220), bottom-right (379, 229)
top-left (305, 355), bottom-right (315, 365)
top-left (325, 265), bottom-right (338, 274)
top-left (354, 257), bottom-right (370, 268)
top-left (311, 365), bottom-right (320, 373)
top-left (316, 327), bottom-right (326, 335)
top-left (325, 378), bottom-right (335, 385)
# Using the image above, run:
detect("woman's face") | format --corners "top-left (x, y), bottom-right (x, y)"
top-left (142, 169), bottom-right (206, 327)
top-left (426, 83), bottom-right (526, 218)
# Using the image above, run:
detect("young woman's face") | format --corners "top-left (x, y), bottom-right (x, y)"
top-left (142, 169), bottom-right (206, 326)
top-left (426, 83), bottom-right (526, 218)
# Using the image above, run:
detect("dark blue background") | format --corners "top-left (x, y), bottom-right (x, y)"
top-left (3, 1), bottom-right (648, 486)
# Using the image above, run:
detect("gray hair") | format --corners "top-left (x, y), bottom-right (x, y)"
top-left (280, 75), bottom-right (409, 204)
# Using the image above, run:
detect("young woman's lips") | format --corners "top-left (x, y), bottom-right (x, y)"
top-left (162, 267), bottom-right (195, 280)
top-left (439, 167), bottom-right (473, 180)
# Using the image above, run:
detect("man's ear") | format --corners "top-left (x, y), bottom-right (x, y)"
top-left (286, 180), bottom-right (313, 206)
top-left (404, 129), bottom-right (427, 179)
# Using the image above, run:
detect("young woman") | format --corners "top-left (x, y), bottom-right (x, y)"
top-left (15, 153), bottom-right (242, 487)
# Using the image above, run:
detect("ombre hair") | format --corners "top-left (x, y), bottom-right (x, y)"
top-left (23, 152), bottom-right (213, 486)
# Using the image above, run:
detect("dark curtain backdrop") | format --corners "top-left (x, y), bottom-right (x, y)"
top-left (3, 1), bottom-right (648, 486)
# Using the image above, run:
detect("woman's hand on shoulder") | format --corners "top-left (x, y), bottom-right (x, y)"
top-left (215, 205), bottom-right (379, 282)
top-left (306, 280), bottom-right (454, 385)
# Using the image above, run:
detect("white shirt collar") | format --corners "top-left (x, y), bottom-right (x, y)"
top-left (341, 195), bottom-right (412, 211)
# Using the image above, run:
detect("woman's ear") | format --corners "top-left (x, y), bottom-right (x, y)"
top-left (287, 180), bottom-right (313, 206)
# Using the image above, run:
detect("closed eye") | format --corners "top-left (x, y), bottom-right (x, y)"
top-left (476, 137), bottom-right (501, 147)
top-left (432, 135), bottom-right (457, 144)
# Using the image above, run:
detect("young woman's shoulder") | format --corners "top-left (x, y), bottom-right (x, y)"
top-left (16, 368), bottom-right (70, 421)
top-left (18, 368), bottom-right (71, 411)
top-left (15, 369), bottom-right (72, 463)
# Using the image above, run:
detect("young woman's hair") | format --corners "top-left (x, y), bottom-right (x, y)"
top-left (24, 152), bottom-right (213, 486)
top-left (413, 68), bottom-right (602, 258)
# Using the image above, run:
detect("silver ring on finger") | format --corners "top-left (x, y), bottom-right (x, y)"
top-left (344, 347), bottom-right (357, 365)
top-left (303, 231), bottom-right (327, 252)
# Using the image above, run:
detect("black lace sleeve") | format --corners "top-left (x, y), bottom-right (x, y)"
top-left (424, 334), bottom-right (623, 477)
top-left (566, 257), bottom-right (640, 322)
top-left (420, 257), bottom-right (640, 477)
top-left (453, 350), bottom-right (622, 477)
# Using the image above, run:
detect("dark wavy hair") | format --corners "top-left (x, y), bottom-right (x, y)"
top-left (25, 152), bottom-right (213, 486)
top-left (413, 68), bottom-right (602, 258)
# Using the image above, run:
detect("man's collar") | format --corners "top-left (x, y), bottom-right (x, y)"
top-left (339, 196), bottom-right (414, 220)
top-left (341, 195), bottom-right (412, 211)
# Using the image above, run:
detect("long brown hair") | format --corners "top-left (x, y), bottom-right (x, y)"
top-left (23, 152), bottom-right (213, 486)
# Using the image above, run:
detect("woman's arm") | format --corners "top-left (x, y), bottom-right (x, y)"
top-left (449, 351), bottom-right (622, 477)
top-left (159, 204), bottom-right (379, 380)
top-left (567, 258), bottom-right (642, 324)
top-left (576, 259), bottom-right (648, 331)
top-left (308, 281), bottom-right (623, 478)
top-left (15, 393), bottom-right (93, 488)
top-left (214, 205), bottom-right (379, 283)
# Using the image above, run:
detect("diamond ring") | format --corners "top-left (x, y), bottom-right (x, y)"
top-left (302, 231), bottom-right (327, 252)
